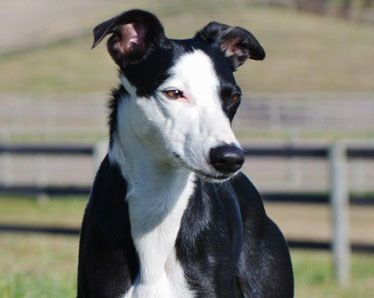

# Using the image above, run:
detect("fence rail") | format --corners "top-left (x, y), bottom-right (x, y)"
top-left (1, 185), bottom-right (374, 206)
top-left (1, 143), bottom-right (374, 204)
top-left (0, 144), bottom-right (93, 155)
top-left (1, 222), bottom-right (373, 255)
top-left (2, 143), bottom-right (374, 157)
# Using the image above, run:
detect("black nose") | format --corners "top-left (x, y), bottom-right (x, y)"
top-left (209, 145), bottom-right (245, 174)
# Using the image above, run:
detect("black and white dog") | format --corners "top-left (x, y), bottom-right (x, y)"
top-left (78, 9), bottom-right (293, 298)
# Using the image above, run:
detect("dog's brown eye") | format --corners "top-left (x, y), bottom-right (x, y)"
top-left (231, 94), bottom-right (240, 102)
top-left (163, 89), bottom-right (184, 100)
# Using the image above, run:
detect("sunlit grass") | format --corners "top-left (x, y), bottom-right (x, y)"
top-left (292, 250), bottom-right (374, 298)
top-left (0, 234), bottom-right (77, 298)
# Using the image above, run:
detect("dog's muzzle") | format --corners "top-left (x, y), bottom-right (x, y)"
top-left (209, 145), bottom-right (245, 174)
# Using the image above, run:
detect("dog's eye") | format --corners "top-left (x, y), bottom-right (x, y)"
top-left (162, 89), bottom-right (184, 100)
top-left (230, 94), bottom-right (240, 102)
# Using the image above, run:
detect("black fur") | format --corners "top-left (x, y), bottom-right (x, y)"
top-left (78, 9), bottom-right (293, 298)
top-left (195, 22), bottom-right (266, 70)
top-left (78, 157), bottom-right (294, 297)
top-left (78, 156), bottom-right (138, 297)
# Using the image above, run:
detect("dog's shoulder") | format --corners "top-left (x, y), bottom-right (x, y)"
top-left (80, 154), bottom-right (131, 247)
top-left (91, 154), bottom-right (127, 200)
top-left (85, 154), bottom-right (127, 226)
top-left (78, 155), bottom-right (138, 297)
top-left (230, 173), bottom-right (294, 297)
top-left (229, 172), bottom-right (267, 224)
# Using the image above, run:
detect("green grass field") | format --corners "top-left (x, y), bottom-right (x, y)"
top-left (0, 196), bottom-right (373, 297)
top-left (0, 3), bottom-right (373, 93)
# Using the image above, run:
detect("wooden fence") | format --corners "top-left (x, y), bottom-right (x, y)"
top-left (1, 142), bottom-right (374, 283)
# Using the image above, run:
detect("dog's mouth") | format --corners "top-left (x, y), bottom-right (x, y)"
top-left (172, 152), bottom-right (232, 182)
top-left (194, 170), bottom-right (231, 182)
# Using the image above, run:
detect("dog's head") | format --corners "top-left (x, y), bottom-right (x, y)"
top-left (93, 9), bottom-right (265, 182)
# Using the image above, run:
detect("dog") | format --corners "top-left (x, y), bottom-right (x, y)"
top-left (77, 9), bottom-right (294, 298)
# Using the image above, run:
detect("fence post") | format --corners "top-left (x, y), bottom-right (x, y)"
top-left (93, 141), bottom-right (107, 172)
top-left (329, 143), bottom-right (350, 284)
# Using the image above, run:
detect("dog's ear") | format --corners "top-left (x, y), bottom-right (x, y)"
top-left (92, 9), bottom-right (167, 67)
top-left (195, 22), bottom-right (265, 70)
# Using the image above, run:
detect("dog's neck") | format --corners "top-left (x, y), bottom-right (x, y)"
top-left (108, 92), bottom-right (195, 292)
top-left (108, 92), bottom-right (195, 205)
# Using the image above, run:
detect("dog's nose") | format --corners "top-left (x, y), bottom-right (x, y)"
top-left (209, 145), bottom-right (245, 174)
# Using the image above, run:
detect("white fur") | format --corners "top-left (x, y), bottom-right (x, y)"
top-left (109, 50), bottom-right (241, 298)
top-left (110, 114), bottom-right (195, 298)
top-left (110, 94), bottom-right (195, 298)
top-left (158, 50), bottom-right (240, 178)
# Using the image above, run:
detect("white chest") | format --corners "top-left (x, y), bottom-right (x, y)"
top-left (123, 251), bottom-right (193, 298)
top-left (110, 132), bottom-right (196, 298)
top-left (122, 171), bottom-right (196, 298)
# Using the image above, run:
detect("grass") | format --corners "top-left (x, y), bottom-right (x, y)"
top-left (292, 250), bottom-right (374, 298)
top-left (0, 234), bottom-right (78, 298)
top-left (0, 196), bottom-right (83, 297)
top-left (0, 195), bottom-right (373, 297)
top-left (0, 3), bottom-right (374, 93)
top-left (0, 233), bottom-right (373, 298)
top-left (0, 196), bottom-right (87, 227)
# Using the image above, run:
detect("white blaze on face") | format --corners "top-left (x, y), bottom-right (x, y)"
top-left (161, 50), bottom-right (240, 173)
top-left (121, 50), bottom-right (240, 177)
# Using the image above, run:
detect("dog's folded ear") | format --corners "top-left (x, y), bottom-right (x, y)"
top-left (195, 22), bottom-right (265, 70)
top-left (92, 9), bottom-right (167, 67)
